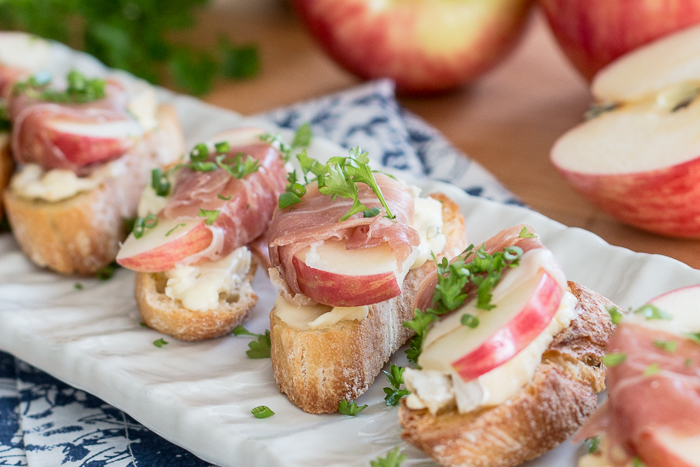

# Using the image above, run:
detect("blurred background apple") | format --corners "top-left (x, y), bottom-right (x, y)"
top-left (289, 0), bottom-right (535, 94)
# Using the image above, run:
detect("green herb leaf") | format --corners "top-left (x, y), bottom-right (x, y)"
top-left (165, 223), bottom-right (186, 237)
top-left (74, 283), bottom-right (83, 290)
top-left (338, 399), bottom-right (367, 416)
top-left (14, 70), bottom-right (106, 104)
top-left (132, 214), bottom-right (159, 238)
top-left (96, 261), bottom-right (120, 281)
top-left (214, 141), bottom-right (231, 153)
top-left (403, 309), bottom-right (439, 363)
top-left (632, 456), bottom-right (646, 467)
top-left (219, 37), bottom-right (259, 79)
top-left (0, 100), bottom-right (10, 132)
top-left (251, 405), bottom-right (275, 419)
top-left (586, 436), bottom-right (601, 454)
top-left (643, 362), bottom-right (661, 377)
top-left (687, 333), bottom-right (700, 345)
top-left (363, 207), bottom-right (380, 218)
top-left (215, 153), bottom-right (260, 179)
top-left (140, 321), bottom-right (148, 328)
top-left (608, 306), bottom-right (623, 325)
top-left (602, 353), bottom-right (627, 367)
top-left (198, 209), bottom-right (219, 226)
top-left (153, 338), bottom-right (168, 348)
top-left (279, 191), bottom-right (302, 210)
top-left (370, 447), bottom-right (406, 467)
top-left (217, 193), bottom-right (232, 201)
top-left (634, 304), bottom-right (673, 320)
top-left (685, 358), bottom-right (693, 367)
top-left (383, 364), bottom-right (410, 406)
top-left (168, 48), bottom-right (217, 96)
top-left (653, 339), bottom-right (678, 353)
top-left (151, 168), bottom-right (171, 197)
top-left (233, 326), bottom-right (271, 359)
top-left (189, 143), bottom-right (209, 162)
top-left (292, 122), bottom-right (313, 148)
top-left (461, 313), bottom-right (479, 328)
top-left (518, 226), bottom-right (535, 239)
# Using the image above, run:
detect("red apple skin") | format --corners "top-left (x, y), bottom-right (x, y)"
top-left (540, 0), bottom-right (700, 81)
top-left (117, 223), bottom-right (214, 272)
top-left (452, 271), bottom-right (563, 381)
top-left (290, 0), bottom-right (534, 94)
top-left (293, 254), bottom-right (401, 307)
top-left (637, 430), bottom-right (700, 467)
top-left (554, 157), bottom-right (700, 238)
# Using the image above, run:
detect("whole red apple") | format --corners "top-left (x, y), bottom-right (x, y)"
top-left (290, 0), bottom-right (534, 94)
top-left (539, 0), bottom-right (700, 81)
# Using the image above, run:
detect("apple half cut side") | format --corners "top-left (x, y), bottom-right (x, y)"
top-left (117, 218), bottom-right (213, 272)
top-left (418, 269), bottom-right (563, 381)
top-left (44, 117), bottom-right (145, 167)
top-left (292, 239), bottom-right (405, 308)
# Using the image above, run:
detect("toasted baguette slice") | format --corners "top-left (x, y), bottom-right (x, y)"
top-left (399, 281), bottom-right (616, 467)
top-left (270, 193), bottom-right (468, 414)
top-left (3, 105), bottom-right (184, 274)
top-left (134, 258), bottom-right (259, 341)
top-left (0, 132), bottom-right (11, 219)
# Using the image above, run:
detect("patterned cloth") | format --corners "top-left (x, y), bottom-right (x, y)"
top-left (0, 80), bottom-right (518, 466)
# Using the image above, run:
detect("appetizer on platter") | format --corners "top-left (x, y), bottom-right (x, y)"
top-left (117, 127), bottom-right (287, 341)
top-left (267, 147), bottom-right (467, 413)
top-left (2, 64), bottom-right (183, 274)
top-left (399, 225), bottom-right (617, 467)
top-left (577, 285), bottom-right (700, 467)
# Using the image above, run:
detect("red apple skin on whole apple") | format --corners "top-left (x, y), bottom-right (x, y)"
top-left (540, 0), bottom-right (700, 81)
top-left (291, 0), bottom-right (534, 94)
top-left (451, 271), bottom-right (562, 381)
top-left (293, 254), bottom-right (401, 307)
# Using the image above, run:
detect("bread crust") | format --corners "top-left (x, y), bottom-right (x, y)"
top-left (135, 259), bottom-right (259, 341)
top-left (399, 281), bottom-right (617, 467)
top-left (270, 193), bottom-right (467, 414)
top-left (3, 105), bottom-right (184, 274)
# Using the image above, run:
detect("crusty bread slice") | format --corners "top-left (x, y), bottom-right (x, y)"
top-left (3, 105), bottom-right (184, 274)
top-left (399, 281), bottom-right (616, 467)
top-left (270, 193), bottom-right (468, 414)
top-left (0, 132), bottom-right (12, 219)
top-left (135, 259), bottom-right (259, 341)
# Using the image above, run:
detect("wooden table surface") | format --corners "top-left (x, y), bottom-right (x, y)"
top-left (196, 0), bottom-right (700, 270)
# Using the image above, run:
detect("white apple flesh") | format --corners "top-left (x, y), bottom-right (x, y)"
top-left (210, 127), bottom-right (266, 147)
top-left (292, 239), bottom-right (404, 307)
top-left (419, 269), bottom-right (563, 381)
top-left (637, 430), bottom-right (700, 467)
top-left (117, 218), bottom-right (213, 272)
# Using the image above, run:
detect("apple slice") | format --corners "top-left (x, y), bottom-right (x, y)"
top-left (43, 117), bottom-right (145, 167)
top-left (116, 218), bottom-right (213, 272)
top-left (292, 239), bottom-right (404, 307)
top-left (418, 269), bottom-right (563, 381)
top-left (211, 127), bottom-right (266, 147)
top-left (637, 430), bottom-right (700, 467)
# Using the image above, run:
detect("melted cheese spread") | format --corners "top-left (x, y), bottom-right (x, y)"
top-left (411, 196), bottom-right (447, 269)
top-left (164, 246), bottom-right (251, 312)
top-left (273, 294), bottom-right (369, 331)
top-left (404, 291), bottom-right (578, 415)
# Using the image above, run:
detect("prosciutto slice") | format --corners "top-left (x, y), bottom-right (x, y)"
top-left (163, 142), bottom-right (286, 262)
top-left (577, 322), bottom-right (700, 466)
top-left (9, 80), bottom-right (137, 172)
top-left (267, 173), bottom-right (419, 296)
top-left (412, 224), bottom-right (547, 312)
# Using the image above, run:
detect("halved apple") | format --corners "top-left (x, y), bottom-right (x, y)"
top-left (42, 117), bottom-right (144, 167)
top-left (418, 269), bottom-right (563, 381)
top-left (116, 218), bottom-right (213, 272)
top-left (292, 239), bottom-right (404, 307)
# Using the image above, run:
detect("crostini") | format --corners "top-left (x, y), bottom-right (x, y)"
top-left (2, 66), bottom-right (184, 274)
top-left (398, 224), bottom-right (617, 467)
top-left (116, 127), bottom-right (287, 341)
top-left (267, 147), bottom-right (467, 414)
top-left (577, 285), bottom-right (700, 467)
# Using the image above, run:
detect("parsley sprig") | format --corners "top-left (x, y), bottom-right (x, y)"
top-left (338, 399), bottom-right (367, 416)
top-left (233, 326), bottom-right (271, 359)
top-left (370, 447), bottom-right (406, 467)
top-left (633, 304), bottom-right (673, 320)
top-left (383, 364), bottom-right (410, 406)
top-left (402, 244), bottom-right (523, 363)
top-left (14, 70), bottom-right (106, 104)
top-left (0, 100), bottom-right (10, 132)
top-left (260, 122), bottom-right (313, 163)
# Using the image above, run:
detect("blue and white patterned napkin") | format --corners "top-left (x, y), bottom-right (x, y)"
top-left (0, 80), bottom-right (518, 467)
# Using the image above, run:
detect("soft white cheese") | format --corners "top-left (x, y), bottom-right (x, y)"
top-left (164, 246), bottom-right (251, 312)
top-left (411, 196), bottom-right (447, 269)
top-left (126, 81), bottom-right (159, 132)
top-left (136, 167), bottom-right (178, 217)
top-left (403, 369), bottom-right (454, 414)
top-left (273, 293), bottom-right (369, 331)
top-left (11, 164), bottom-right (102, 202)
top-left (404, 291), bottom-right (578, 415)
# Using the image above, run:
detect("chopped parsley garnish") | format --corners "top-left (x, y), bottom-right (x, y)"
top-left (461, 313), bottom-right (479, 328)
top-left (214, 141), bottom-right (230, 153)
top-left (180, 140), bottom-right (259, 180)
top-left (74, 283), bottom-right (83, 290)
top-left (602, 353), bottom-right (627, 367)
top-left (215, 153), bottom-right (260, 179)
top-left (687, 332), bottom-right (700, 345)
top-left (132, 214), bottom-right (159, 238)
top-left (383, 364), bottom-right (410, 406)
top-left (151, 168), bottom-right (171, 197)
top-left (608, 306), bottom-right (623, 325)
top-left (338, 399), bottom-right (367, 416)
top-left (402, 244), bottom-right (523, 362)
top-left (140, 322), bottom-right (148, 328)
top-left (643, 362), bottom-right (661, 377)
top-left (198, 209), bottom-right (219, 226)
top-left (0, 100), bottom-right (10, 132)
top-left (686, 358), bottom-right (694, 367)
top-left (233, 326), bottom-right (271, 359)
top-left (518, 226), bottom-right (535, 239)
top-left (292, 122), bottom-right (313, 148)
top-left (363, 207), bottom-right (380, 218)
top-left (653, 339), bottom-right (678, 353)
top-left (632, 456), bottom-right (645, 467)
top-left (251, 406), bottom-right (275, 419)
top-left (218, 193), bottom-right (232, 201)
top-left (14, 70), bottom-right (106, 104)
top-left (153, 338), bottom-right (169, 348)
top-left (634, 304), bottom-right (673, 320)
top-left (165, 223), bottom-right (186, 237)
top-left (586, 436), bottom-right (601, 454)
top-left (96, 262), bottom-right (120, 281)
top-left (370, 447), bottom-right (406, 467)
top-left (260, 123), bottom-right (313, 163)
